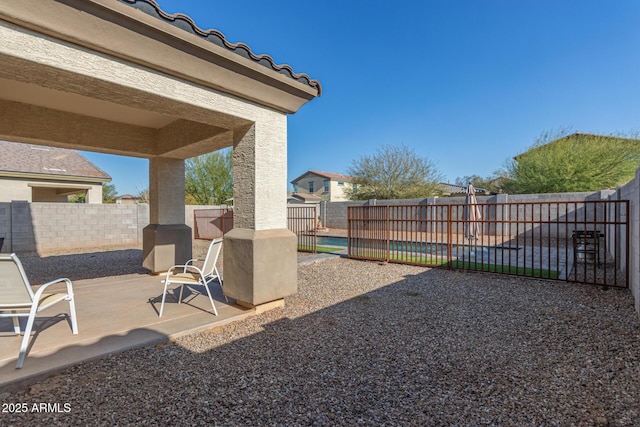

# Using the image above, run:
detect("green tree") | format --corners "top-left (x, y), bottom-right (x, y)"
top-left (136, 187), bottom-right (149, 204)
top-left (503, 130), bottom-right (640, 194)
top-left (69, 192), bottom-right (87, 203)
top-left (345, 144), bottom-right (443, 200)
top-left (102, 182), bottom-right (117, 203)
top-left (185, 148), bottom-right (233, 205)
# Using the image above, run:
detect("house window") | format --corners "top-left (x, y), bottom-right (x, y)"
top-left (293, 184), bottom-right (298, 192)
top-left (323, 180), bottom-right (329, 192)
top-left (308, 181), bottom-right (314, 193)
top-left (338, 181), bottom-right (344, 186)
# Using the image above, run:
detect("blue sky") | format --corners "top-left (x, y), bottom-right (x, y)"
top-left (83, 0), bottom-right (640, 195)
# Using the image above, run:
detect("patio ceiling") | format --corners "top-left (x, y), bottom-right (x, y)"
top-left (0, 0), bottom-right (320, 160)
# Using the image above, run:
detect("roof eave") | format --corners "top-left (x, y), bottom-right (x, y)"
top-left (0, 0), bottom-right (320, 114)
top-left (0, 170), bottom-right (111, 183)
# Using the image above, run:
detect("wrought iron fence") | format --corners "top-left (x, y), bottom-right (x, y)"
top-left (348, 200), bottom-right (629, 287)
top-left (287, 206), bottom-right (317, 253)
top-left (193, 206), bottom-right (318, 253)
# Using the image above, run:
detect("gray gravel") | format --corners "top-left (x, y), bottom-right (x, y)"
top-left (3, 252), bottom-right (640, 426)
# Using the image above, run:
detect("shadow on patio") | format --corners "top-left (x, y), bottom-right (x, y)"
top-left (0, 255), bottom-right (252, 391)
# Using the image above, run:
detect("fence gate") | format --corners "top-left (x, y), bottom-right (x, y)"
top-left (348, 200), bottom-right (629, 287)
top-left (193, 207), bottom-right (234, 239)
top-left (287, 206), bottom-right (317, 253)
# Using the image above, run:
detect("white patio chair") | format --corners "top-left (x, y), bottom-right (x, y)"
top-left (159, 238), bottom-right (225, 317)
top-left (0, 253), bottom-right (78, 369)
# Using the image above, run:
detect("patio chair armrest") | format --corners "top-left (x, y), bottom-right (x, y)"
top-left (166, 265), bottom-right (204, 276)
top-left (33, 278), bottom-right (74, 302)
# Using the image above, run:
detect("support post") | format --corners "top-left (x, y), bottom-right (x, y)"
top-left (143, 157), bottom-right (191, 273)
top-left (223, 120), bottom-right (297, 307)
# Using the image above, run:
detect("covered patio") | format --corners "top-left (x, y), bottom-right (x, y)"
top-left (0, 0), bottom-right (320, 377)
top-left (0, 268), bottom-right (251, 390)
top-left (0, 0), bottom-right (320, 306)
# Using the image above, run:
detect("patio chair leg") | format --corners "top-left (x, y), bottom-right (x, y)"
top-left (159, 280), bottom-right (169, 317)
top-left (16, 310), bottom-right (37, 369)
top-left (178, 284), bottom-right (185, 304)
top-left (204, 283), bottom-right (218, 316)
top-left (67, 296), bottom-right (79, 335)
top-left (11, 311), bottom-right (20, 335)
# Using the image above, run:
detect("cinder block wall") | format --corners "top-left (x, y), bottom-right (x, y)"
top-left (0, 202), bottom-right (233, 254)
top-left (26, 203), bottom-right (140, 252)
top-left (612, 171), bottom-right (640, 316)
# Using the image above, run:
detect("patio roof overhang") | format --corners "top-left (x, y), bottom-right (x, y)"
top-left (0, 0), bottom-right (320, 160)
top-left (0, 0), bottom-right (321, 305)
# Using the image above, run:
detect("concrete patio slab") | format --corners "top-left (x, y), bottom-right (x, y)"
top-left (0, 272), bottom-right (253, 391)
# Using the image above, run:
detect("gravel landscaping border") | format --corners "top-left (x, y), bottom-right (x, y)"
top-left (2, 253), bottom-right (639, 426)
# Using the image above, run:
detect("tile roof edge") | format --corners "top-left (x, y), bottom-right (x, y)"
top-left (119, 0), bottom-right (322, 96)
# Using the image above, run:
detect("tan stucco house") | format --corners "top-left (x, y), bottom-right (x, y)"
top-left (0, 0), bottom-right (320, 310)
top-left (290, 170), bottom-right (353, 202)
top-left (115, 194), bottom-right (139, 205)
top-left (0, 140), bottom-right (111, 203)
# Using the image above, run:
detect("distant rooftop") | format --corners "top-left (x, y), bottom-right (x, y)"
top-left (0, 140), bottom-right (111, 181)
top-left (291, 170), bottom-right (353, 184)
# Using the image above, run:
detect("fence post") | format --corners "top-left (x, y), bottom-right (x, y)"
top-left (386, 205), bottom-right (390, 263)
top-left (447, 204), bottom-right (452, 269)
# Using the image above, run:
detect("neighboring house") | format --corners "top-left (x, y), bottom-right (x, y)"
top-left (290, 170), bottom-right (354, 202)
top-left (0, 140), bottom-right (111, 203)
top-left (116, 194), bottom-right (139, 205)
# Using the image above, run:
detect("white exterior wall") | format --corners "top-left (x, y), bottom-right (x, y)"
top-left (329, 180), bottom-right (351, 202)
top-left (0, 177), bottom-right (103, 203)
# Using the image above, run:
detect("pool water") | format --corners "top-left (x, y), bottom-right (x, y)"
top-left (317, 235), bottom-right (509, 257)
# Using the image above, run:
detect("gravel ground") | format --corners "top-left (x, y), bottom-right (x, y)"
top-left (2, 251), bottom-right (640, 426)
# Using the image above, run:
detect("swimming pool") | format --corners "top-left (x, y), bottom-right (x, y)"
top-left (317, 235), bottom-right (515, 257)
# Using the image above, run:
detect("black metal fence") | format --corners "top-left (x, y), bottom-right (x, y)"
top-left (287, 206), bottom-right (317, 253)
top-left (348, 200), bottom-right (629, 287)
top-left (193, 206), bottom-right (318, 253)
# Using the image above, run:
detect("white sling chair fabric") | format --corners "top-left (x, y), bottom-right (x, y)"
top-left (0, 253), bottom-right (78, 369)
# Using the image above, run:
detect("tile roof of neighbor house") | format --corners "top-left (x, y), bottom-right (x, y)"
top-left (120, 0), bottom-right (322, 95)
top-left (0, 140), bottom-right (111, 181)
top-left (291, 170), bottom-right (354, 184)
top-left (117, 194), bottom-right (139, 200)
top-left (288, 192), bottom-right (323, 202)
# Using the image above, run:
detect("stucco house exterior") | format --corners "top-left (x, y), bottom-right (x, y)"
top-left (290, 170), bottom-right (353, 202)
top-left (116, 194), bottom-right (139, 204)
top-left (0, 140), bottom-right (111, 203)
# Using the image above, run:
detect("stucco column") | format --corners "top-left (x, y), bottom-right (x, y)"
top-left (143, 157), bottom-right (192, 273)
top-left (223, 119), bottom-right (297, 307)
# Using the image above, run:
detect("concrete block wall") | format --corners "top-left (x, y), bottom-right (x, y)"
top-left (325, 192), bottom-right (614, 234)
top-left (26, 203), bottom-right (140, 252)
top-left (612, 171), bottom-right (640, 316)
top-left (0, 202), bottom-right (236, 254)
